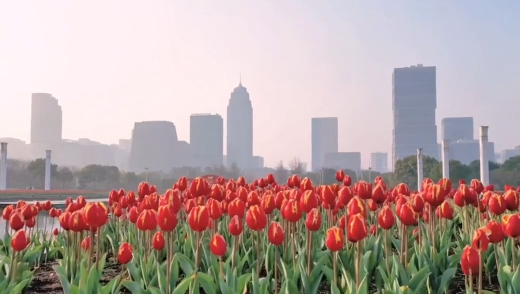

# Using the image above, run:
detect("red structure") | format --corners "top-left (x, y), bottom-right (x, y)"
top-left (185, 174), bottom-right (224, 185)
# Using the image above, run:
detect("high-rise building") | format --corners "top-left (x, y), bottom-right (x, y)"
top-left (31, 93), bottom-right (63, 156)
top-left (311, 117), bottom-right (338, 171)
top-left (441, 117), bottom-right (474, 142)
top-left (129, 121), bottom-right (178, 173)
top-left (190, 114), bottom-right (224, 169)
top-left (451, 140), bottom-right (495, 165)
top-left (370, 152), bottom-right (388, 173)
top-left (227, 82), bottom-right (253, 169)
top-left (392, 64), bottom-right (438, 169)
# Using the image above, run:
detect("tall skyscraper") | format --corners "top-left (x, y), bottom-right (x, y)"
top-left (370, 152), bottom-right (388, 173)
top-left (190, 113), bottom-right (224, 169)
top-left (31, 93), bottom-right (62, 148)
top-left (441, 117), bottom-right (474, 142)
top-left (392, 64), bottom-right (438, 169)
top-left (227, 82), bottom-right (253, 169)
top-left (311, 117), bottom-right (338, 171)
top-left (129, 121), bottom-right (179, 173)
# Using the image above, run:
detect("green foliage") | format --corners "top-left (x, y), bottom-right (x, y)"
top-left (27, 158), bottom-right (59, 180)
top-left (388, 155), bottom-right (519, 189)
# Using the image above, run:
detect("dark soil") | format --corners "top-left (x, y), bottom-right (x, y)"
top-left (24, 261), bottom-right (62, 294)
top-left (24, 260), bottom-right (502, 294)
top-left (447, 268), bottom-right (500, 294)
top-left (25, 254), bottom-right (130, 294)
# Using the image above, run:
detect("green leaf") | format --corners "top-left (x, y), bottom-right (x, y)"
top-left (237, 273), bottom-right (252, 294)
top-left (330, 282), bottom-right (341, 294)
top-left (172, 273), bottom-right (195, 294)
top-left (121, 281), bottom-right (144, 294)
top-left (54, 265), bottom-right (73, 294)
top-left (435, 267), bottom-right (457, 294)
top-left (407, 266), bottom-right (430, 292)
top-left (219, 278), bottom-right (237, 294)
top-left (126, 261), bottom-right (142, 283)
top-left (511, 265), bottom-right (520, 293)
top-left (10, 277), bottom-right (31, 294)
top-left (197, 272), bottom-right (216, 294)
top-left (284, 280), bottom-right (298, 294)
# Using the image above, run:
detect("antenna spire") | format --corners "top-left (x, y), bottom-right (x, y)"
top-left (239, 71), bottom-right (242, 85)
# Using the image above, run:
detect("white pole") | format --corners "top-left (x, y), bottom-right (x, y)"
top-left (0, 142), bottom-right (7, 190)
top-left (417, 148), bottom-right (423, 191)
top-left (479, 126), bottom-right (489, 185)
top-left (441, 139), bottom-right (450, 179)
top-left (45, 150), bottom-right (52, 190)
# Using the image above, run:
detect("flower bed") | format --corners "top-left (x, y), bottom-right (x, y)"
top-left (0, 175), bottom-right (515, 294)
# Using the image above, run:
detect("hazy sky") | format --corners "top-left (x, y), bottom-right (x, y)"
top-left (0, 1), bottom-right (519, 168)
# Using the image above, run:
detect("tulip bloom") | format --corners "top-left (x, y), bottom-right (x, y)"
top-left (502, 214), bottom-right (520, 238)
top-left (282, 199), bottom-right (302, 223)
top-left (118, 242), bottom-right (133, 264)
top-left (81, 236), bottom-right (91, 251)
top-left (188, 206), bottom-right (210, 232)
top-left (9, 212), bottom-right (25, 231)
top-left (325, 227), bottom-right (344, 252)
top-left (152, 231), bottom-right (165, 251)
top-left (157, 204), bottom-right (178, 232)
top-left (228, 215), bottom-right (243, 236)
top-left (136, 210), bottom-right (157, 231)
top-left (305, 208), bottom-right (321, 232)
top-left (486, 220), bottom-right (504, 244)
top-left (245, 205), bottom-right (267, 231)
top-left (460, 245), bottom-right (479, 276)
top-left (347, 213), bottom-right (368, 242)
top-left (11, 230), bottom-right (29, 252)
top-left (377, 206), bottom-right (395, 230)
top-left (210, 234), bottom-right (227, 257)
top-left (84, 202), bottom-right (109, 228)
top-left (267, 222), bottom-right (284, 246)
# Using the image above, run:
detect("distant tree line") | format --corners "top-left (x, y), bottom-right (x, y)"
top-left (3, 155), bottom-right (520, 192)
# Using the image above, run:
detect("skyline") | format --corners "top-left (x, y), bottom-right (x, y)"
top-left (1, 1), bottom-right (519, 168)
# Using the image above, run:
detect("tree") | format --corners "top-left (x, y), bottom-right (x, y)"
top-left (275, 161), bottom-right (289, 183)
top-left (78, 164), bottom-right (107, 188)
top-left (104, 166), bottom-right (121, 189)
top-left (393, 155), bottom-right (441, 190)
top-left (27, 158), bottom-right (58, 188)
top-left (57, 167), bottom-right (74, 189)
top-left (501, 156), bottom-right (520, 172)
top-left (447, 160), bottom-right (472, 184)
top-left (468, 160), bottom-right (500, 180)
top-left (490, 168), bottom-right (520, 188)
top-left (229, 163), bottom-right (241, 179)
top-left (288, 157), bottom-right (304, 175)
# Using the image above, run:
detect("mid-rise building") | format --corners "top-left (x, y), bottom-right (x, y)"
top-left (498, 148), bottom-right (520, 164)
top-left (129, 121), bottom-right (178, 173)
top-left (370, 152), bottom-right (388, 173)
top-left (190, 114), bottom-right (224, 169)
top-left (441, 117), bottom-right (474, 142)
top-left (311, 117), bottom-right (338, 171)
top-left (227, 82), bottom-right (253, 169)
top-left (0, 138), bottom-right (30, 160)
top-left (323, 152), bottom-right (361, 172)
top-left (392, 65), bottom-right (438, 169)
top-left (251, 156), bottom-right (265, 169)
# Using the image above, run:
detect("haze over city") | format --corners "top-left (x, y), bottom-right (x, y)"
top-left (0, 1), bottom-right (519, 169)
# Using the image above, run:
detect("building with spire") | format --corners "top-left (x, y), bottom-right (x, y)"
top-left (226, 80), bottom-right (253, 170)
